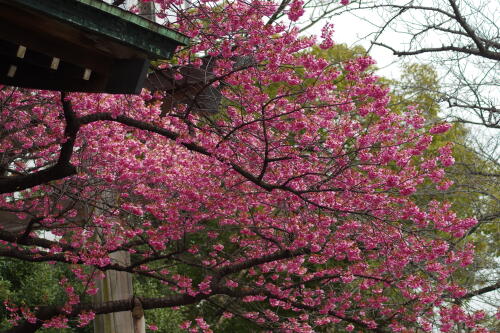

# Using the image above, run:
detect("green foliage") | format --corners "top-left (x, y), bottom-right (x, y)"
top-left (132, 277), bottom-right (185, 333)
top-left (390, 63), bottom-right (442, 117)
top-left (310, 44), bottom-right (368, 64)
top-left (0, 258), bottom-right (92, 332)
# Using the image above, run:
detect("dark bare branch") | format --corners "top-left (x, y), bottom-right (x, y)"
top-left (0, 93), bottom-right (79, 193)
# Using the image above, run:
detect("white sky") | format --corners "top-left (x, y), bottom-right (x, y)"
top-left (312, 12), bottom-right (401, 77)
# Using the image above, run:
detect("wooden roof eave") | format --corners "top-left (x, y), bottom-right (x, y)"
top-left (2, 0), bottom-right (190, 60)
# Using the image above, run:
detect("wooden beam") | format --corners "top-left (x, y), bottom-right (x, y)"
top-left (0, 5), bottom-right (114, 73)
top-left (106, 58), bottom-right (149, 94)
top-left (0, 53), bottom-right (108, 92)
top-left (0, 38), bottom-right (149, 94)
top-left (2, 0), bottom-right (189, 58)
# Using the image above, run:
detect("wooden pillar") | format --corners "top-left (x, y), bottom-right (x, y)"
top-left (91, 189), bottom-right (137, 333)
top-left (121, 2), bottom-right (152, 330)
top-left (93, 251), bottom-right (134, 333)
top-left (93, 2), bottom-right (152, 331)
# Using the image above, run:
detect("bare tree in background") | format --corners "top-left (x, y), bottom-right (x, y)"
top-left (299, 0), bottom-right (499, 130)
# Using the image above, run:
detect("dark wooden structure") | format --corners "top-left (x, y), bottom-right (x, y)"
top-left (0, 0), bottom-right (189, 94)
top-left (146, 55), bottom-right (255, 115)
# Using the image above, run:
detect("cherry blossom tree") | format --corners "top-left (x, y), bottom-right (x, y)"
top-left (0, 1), bottom-right (491, 332)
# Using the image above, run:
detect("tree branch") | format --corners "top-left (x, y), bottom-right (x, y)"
top-left (0, 93), bottom-right (79, 194)
top-left (460, 281), bottom-right (500, 300)
top-left (3, 282), bottom-right (261, 333)
top-left (373, 42), bottom-right (500, 61)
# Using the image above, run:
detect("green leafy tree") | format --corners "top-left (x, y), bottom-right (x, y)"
top-left (0, 259), bottom-right (92, 333)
